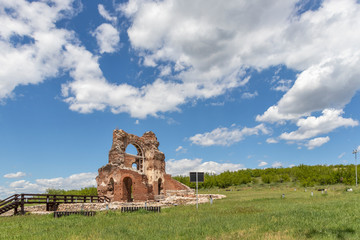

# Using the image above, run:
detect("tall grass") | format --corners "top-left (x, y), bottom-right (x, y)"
top-left (1, 185), bottom-right (359, 239)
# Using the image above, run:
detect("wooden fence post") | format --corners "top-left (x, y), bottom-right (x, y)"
top-left (20, 194), bottom-right (25, 215)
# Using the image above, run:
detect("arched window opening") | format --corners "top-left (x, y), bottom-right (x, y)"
top-left (109, 178), bottom-right (114, 195)
top-left (132, 163), bottom-right (138, 170)
top-left (125, 143), bottom-right (144, 173)
top-left (158, 178), bottom-right (163, 195)
top-left (126, 144), bottom-right (138, 155)
top-left (123, 177), bottom-right (133, 202)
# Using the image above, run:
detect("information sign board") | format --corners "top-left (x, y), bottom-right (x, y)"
top-left (190, 172), bottom-right (204, 182)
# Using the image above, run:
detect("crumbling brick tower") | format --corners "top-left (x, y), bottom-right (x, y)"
top-left (96, 129), bottom-right (190, 202)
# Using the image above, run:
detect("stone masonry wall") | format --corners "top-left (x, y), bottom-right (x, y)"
top-left (96, 129), bottom-right (191, 202)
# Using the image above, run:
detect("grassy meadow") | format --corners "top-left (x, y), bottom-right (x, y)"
top-left (1, 184), bottom-right (360, 240)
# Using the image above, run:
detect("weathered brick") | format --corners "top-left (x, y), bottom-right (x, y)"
top-left (96, 129), bottom-right (190, 202)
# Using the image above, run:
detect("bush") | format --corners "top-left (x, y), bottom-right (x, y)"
top-left (45, 187), bottom-right (97, 196)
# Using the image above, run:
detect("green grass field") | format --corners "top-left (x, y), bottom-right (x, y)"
top-left (1, 185), bottom-right (359, 239)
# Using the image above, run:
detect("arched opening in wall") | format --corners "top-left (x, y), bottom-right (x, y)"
top-left (158, 178), bottom-right (163, 195)
top-left (126, 144), bottom-right (138, 155)
top-left (132, 163), bottom-right (138, 170)
top-left (109, 178), bottom-right (114, 195)
top-left (123, 177), bottom-right (133, 202)
top-left (125, 143), bottom-right (144, 172)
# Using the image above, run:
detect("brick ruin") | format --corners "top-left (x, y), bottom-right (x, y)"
top-left (96, 129), bottom-right (191, 202)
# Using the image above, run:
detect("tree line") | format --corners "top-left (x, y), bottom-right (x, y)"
top-left (173, 164), bottom-right (359, 188)
top-left (45, 187), bottom-right (98, 196)
top-left (41, 164), bottom-right (358, 197)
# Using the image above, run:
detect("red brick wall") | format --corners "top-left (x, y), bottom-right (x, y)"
top-left (164, 174), bottom-right (190, 191)
top-left (113, 169), bottom-right (154, 202)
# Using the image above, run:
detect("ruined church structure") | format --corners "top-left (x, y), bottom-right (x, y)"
top-left (96, 129), bottom-right (191, 202)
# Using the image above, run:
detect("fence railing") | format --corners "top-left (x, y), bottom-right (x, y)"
top-left (0, 193), bottom-right (110, 215)
top-left (121, 206), bottom-right (161, 213)
top-left (54, 211), bottom-right (96, 218)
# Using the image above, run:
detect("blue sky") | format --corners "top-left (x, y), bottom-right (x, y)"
top-left (1, 0), bottom-right (360, 198)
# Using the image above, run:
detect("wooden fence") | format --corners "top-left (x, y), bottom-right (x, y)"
top-left (0, 193), bottom-right (110, 215)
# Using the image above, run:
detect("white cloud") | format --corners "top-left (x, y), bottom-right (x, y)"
top-left (276, 53), bottom-right (360, 116)
top-left (241, 91), bottom-right (258, 99)
top-left (305, 136), bottom-right (330, 150)
top-left (266, 138), bottom-right (278, 144)
top-left (159, 65), bottom-right (172, 77)
top-left (256, 0), bottom-right (360, 125)
top-left (0, 185), bottom-right (16, 199)
top-left (272, 79), bottom-right (293, 92)
top-left (210, 102), bottom-right (225, 106)
top-left (166, 158), bottom-right (244, 176)
top-left (36, 172), bottom-right (97, 190)
top-left (271, 161), bottom-right (282, 168)
top-left (92, 23), bottom-right (120, 54)
top-left (0, 172), bottom-right (97, 199)
top-left (256, 106), bottom-right (307, 124)
top-left (338, 152), bottom-right (346, 159)
top-left (258, 161), bottom-right (268, 167)
top-left (175, 146), bottom-right (183, 152)
top-left (3, 172), bottom-right (26, 178)
top-left (0, 0), bottom-right (78, 100)
top-left (119, 0), bottom-right (360, 119)
top-left (2, 0), bottom-right (360, 125)
top-left (189, 124), bottom-right (270, 146)
top-left (280, 109), bottom-right (358, 141)
top-left (98, 4), bottom-right (117, 23)
top-left (175, 146), bottom-right (187, 153)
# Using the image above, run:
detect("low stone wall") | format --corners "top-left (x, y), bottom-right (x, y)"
top-left (1, 193), bottom-right (226, 216)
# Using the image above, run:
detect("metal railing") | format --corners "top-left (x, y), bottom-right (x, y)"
top-left (121, 206), bottom-right (161, 213)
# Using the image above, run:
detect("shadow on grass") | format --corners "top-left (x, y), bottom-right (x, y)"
top-left (305, 227), bottom-right (355, 239)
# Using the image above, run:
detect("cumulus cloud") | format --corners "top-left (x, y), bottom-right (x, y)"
top-left (118, 0), bottom-right (360, 117)
top-left (175, 146), bottom-right (188, 154)
top-left (279, 109), bottom-right (358, 141)
top-left (0, 185), bottom-right (16, 199)
top-left (36, 172), bottom-right (97, 190)
top-left (166, 158), bottom-right (244, 176)
top-left (256, 106), bottom-right (307, 124)
top-left (175, 146), bottom-right (183, 152)
top-left (258, 161), bottom-right (268, 167)
top-left (271, 161), bottom-right (283, 168)
top-left (0, 0), bottom-right (78, 100)
top-left (241, 91), bottom-right (258, 99)
top-left (98, 4), bottom-right (117, 23)
top-left (159, 65), bottom-right (172, 77)
top-left (2, 0), bottom-right (360, 125)
top-left (0, 172), bottom-right (97, 199)
top-left (272, 79), bottom-right (293, 92)
top-left (255, 0), bottom-right (360, 127)
top-left (305, 136), bottom-right (330, 150)
top-left (92, 23), bottom-right (120, 54)
top-left (189, 124), bottom-right (270, 146)
top-left (9, 179), bottom-right (39, 190)
top-left (3, 172), bottom-right (26, 178)
top-left (276, 53), bottom-right (360, 116)
top-left (266, 138), bottom-right (278, 144)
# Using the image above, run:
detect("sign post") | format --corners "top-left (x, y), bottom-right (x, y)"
top-left (190, 172), bottom-right (204, 210)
